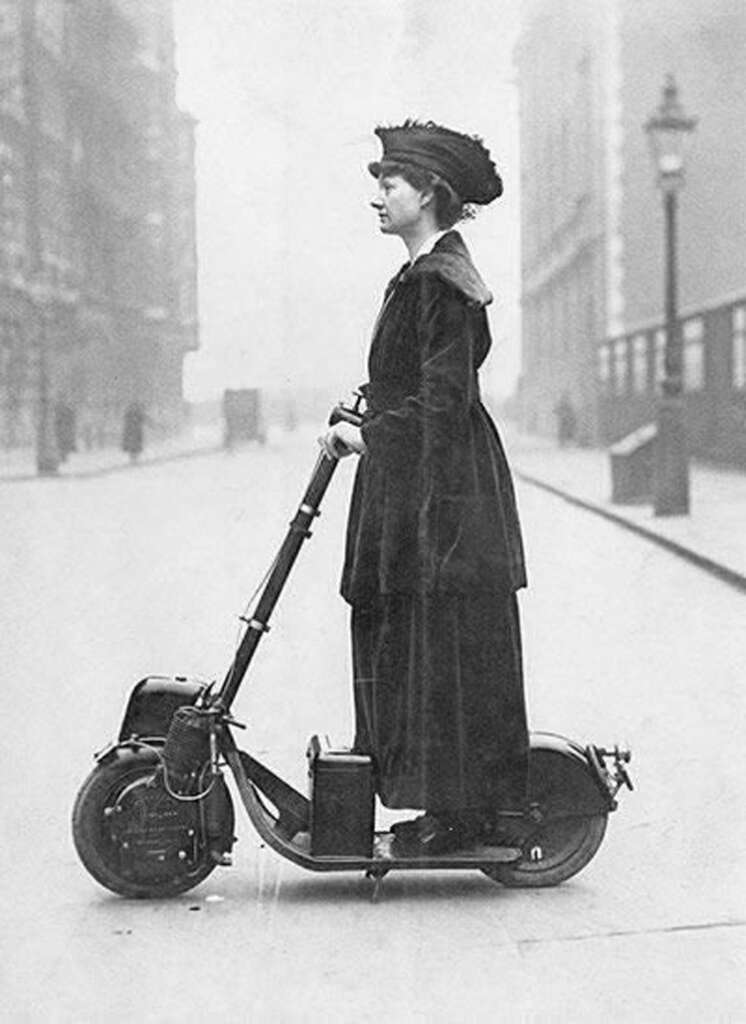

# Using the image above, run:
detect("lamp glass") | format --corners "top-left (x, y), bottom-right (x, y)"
top-left (644, 76), bottom-right (696, 186)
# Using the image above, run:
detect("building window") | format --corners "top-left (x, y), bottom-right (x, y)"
top-left (598, 344), bottom-right (610, 391)
top-left (631, 333), bottom-right (648, 393)
top-left (39, 80), bottom-right (65, 140)
top-left (733, 306), bottom-right (746, 389)
top-left (613, 339), bottom-right (628, 395)
top-left (36, 0), bottom-right (65, 56)
top-left (683, 317), bottom-right (704, 392)
top-left (0, 5), bottom-right (22, 120)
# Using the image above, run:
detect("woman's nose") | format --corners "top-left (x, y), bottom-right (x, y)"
top-left (370, 196), bottom-right (383, 210)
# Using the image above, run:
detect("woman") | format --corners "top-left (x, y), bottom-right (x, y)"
top-left (320, 121), bottom-right (529, 855)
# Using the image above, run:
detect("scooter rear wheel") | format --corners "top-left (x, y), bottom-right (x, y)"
top-left (72, 745), bottom-right (223, 898)
top-left (482, 744), bottom-right (608, 888)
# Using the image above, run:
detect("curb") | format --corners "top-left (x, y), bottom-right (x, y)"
top-left (0, 443), bottom-right (223, 484)
top-left (66, 443), bottom-right (223, 481)
top-left (515, 469), bottom-right (746, 596)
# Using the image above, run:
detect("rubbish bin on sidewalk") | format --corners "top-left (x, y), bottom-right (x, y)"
top-left (609, 422), bottom-right (657, 504)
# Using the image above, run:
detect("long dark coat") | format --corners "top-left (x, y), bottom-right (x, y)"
top-left (341, 231), bottom-right (526, 604)
top-left (341, 231), bottom-right (529, 813)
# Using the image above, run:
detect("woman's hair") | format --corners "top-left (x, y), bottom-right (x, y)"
top-left (378, 160), bottom-right (476, 229)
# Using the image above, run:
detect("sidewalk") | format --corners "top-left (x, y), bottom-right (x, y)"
top-left (507, 431), bottom-right (746, 592)
top-left (0, 422), bottom-right (223, 483)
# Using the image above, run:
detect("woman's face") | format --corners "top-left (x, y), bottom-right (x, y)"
top-left (371, 174), bottom-right (428, 237)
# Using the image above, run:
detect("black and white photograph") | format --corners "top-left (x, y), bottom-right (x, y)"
top-left (0, 0), bottom-right (744, 1020)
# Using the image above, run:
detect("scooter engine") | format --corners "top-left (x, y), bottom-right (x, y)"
top-left (107, 771), bottom-right (207, 879)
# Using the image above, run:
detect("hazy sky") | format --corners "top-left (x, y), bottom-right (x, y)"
top-left (173, 1), bottom-right (522, 401)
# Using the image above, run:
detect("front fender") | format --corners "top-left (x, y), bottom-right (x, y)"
top-left (118, 675), bottom-right (209, 742)
top-left (95, 736), bottom-right (163, 768)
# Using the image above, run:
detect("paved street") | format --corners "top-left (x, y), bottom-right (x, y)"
top-left (1, 428), bottom-right (744, 1022)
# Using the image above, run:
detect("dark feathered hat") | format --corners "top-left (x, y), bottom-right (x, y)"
top-left (368, 120), bottom-right (503, 204)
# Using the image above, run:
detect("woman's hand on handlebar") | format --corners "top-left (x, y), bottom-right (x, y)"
top-left (318, 422), bottom-right (366, 460)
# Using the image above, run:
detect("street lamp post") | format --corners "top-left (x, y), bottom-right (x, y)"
top-left (20, 1), bottom-right (55, 475)
top-left (644, 74), bottom-right (697, 516)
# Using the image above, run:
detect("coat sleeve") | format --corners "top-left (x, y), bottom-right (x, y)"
top-left (360, 276), bottom-right (480, 459)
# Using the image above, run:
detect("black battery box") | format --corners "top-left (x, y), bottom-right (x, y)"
top-left (306, 735), bottom-right (375, 858)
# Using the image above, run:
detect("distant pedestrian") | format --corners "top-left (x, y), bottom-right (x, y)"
top-left (222, 390), bottom-right (235, 451)
top-left (554, 393), bottom-right (577, 447)
top-left (122, 402), bottom-right (146, 462)
top-left (54, 402), bottom-right (77, 463)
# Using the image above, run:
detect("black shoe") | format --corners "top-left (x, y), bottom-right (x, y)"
top-left (390, 816), bottom-right (425, 840)
top-left (391, 814), bottom-right (463, 857)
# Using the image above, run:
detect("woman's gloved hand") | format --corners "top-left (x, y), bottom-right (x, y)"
top-left (317, 421), bottom-right (366, 460)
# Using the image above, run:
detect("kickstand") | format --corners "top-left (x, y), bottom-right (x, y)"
top-left (365, 867), bottom-right (388, 903)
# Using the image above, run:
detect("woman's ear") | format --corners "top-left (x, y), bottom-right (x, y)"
top-left (419, 187), bottom-right (435, 210)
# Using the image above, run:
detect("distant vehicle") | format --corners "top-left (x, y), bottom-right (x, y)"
top-left (222, 388), bottom-right (265, 448)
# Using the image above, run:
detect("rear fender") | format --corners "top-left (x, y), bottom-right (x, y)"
top-left (118, 675), bottom-right (209, 742)
top-left (530, 731), bottom-right (616, 813)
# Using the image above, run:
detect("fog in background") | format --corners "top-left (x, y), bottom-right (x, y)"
top-left (173, 0), bottom-right (522, 404)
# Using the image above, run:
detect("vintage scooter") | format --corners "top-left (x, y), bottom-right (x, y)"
top-left (72, 396), bottom-right (633, 900)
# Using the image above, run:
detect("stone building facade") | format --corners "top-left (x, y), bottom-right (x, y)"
top-left (515, 0), bottom-right (746, 463)
top-left (0, 0), bottom-right (198, 450)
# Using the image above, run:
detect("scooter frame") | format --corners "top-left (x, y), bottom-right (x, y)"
top-left (74, 398), bottom-right (632, 898)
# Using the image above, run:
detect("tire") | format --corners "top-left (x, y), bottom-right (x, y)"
top-left (482, 745), bottom-right (608, 888)
top-left (72, 746), bottom-right (223, 899)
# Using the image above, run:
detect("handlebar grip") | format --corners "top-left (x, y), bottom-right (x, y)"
top-left (328, 404), bottom-right (364, 428)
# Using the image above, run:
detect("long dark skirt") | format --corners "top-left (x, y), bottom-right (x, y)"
top-left (351, 591), bottom-right (529, 813)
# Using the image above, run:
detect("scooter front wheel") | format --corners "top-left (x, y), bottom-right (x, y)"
top-left (72, 745), bottom-right (224, 898)
top-left (482, 740), bottom-right (609, 888)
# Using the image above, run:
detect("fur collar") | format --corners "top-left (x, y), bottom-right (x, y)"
top-left (406, 230), bottom-right (492, 307)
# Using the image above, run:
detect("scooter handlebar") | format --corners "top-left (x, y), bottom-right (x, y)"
top-left (328, 390), bottom-right (365, 428)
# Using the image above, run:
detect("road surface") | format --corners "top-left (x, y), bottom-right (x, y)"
top-left (1, 429), bottom-right (743, 1021)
